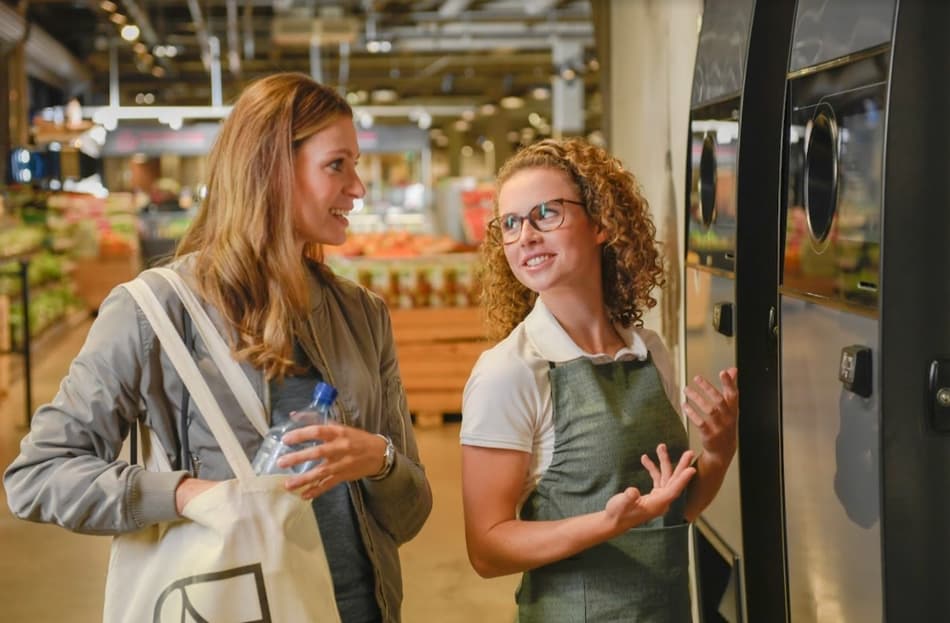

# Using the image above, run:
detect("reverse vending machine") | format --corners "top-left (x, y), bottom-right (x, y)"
top-left (779, 0), bottom-right (950, 619)
top-left (685, 1), bottom-right (756, 620)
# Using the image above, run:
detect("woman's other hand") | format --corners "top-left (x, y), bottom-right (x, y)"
top-left (683, 367), bottom-right (739, 466)
top-left (604, 445), bottom-right (696, 531)
top-left (278, 424), bottom-right (388, 499)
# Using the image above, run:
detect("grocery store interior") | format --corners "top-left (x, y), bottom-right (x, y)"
top-left (3, 0), bottom-right (950, 621)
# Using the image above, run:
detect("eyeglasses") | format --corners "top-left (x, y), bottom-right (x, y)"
top-left (489, 198), bottom-right (585, 245)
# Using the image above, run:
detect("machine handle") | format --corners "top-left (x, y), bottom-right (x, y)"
top-left (839, 345), bottom-right (872, 398)
top-left (928, 359), bottom-right (950, 433)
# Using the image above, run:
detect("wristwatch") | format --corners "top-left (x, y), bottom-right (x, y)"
top-left (368, 434), bottom-right (396, 481)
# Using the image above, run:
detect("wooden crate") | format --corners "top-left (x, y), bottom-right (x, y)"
top-left (72, 253), bottom-right (141, 312)
top-left (390, 307), bottom-right (492, 426)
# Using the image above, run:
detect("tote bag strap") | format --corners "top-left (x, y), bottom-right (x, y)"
top-left (149, 267), bottom-right (269, 437)
top-left (123, 278), bottom-right (256, 481)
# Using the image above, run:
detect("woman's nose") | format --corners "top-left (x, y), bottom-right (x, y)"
top-left (348, 171), bottom-right (366, 198)
top-left (516, 218), bottom-right (541, 245)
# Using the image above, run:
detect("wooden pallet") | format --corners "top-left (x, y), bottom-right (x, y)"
top-left (390, 306), bottom-right (492, 427)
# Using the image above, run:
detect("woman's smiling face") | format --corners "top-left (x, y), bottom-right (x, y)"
top-left (498, 166), bottom-right (605, 296)
top-left (291, 115), bottom-right (366, 247)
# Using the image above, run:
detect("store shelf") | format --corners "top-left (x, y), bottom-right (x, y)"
top-left (390, 306), bottom-right (491, 426)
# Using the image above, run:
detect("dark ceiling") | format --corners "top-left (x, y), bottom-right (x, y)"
top-left (8, 0), bottom-right (600, 137)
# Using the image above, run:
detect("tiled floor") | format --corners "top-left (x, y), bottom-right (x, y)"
top-left (0, 318), bottom-right (518, 622)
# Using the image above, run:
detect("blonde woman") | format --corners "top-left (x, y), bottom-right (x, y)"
top-left (5, 73), bottom-right (431, 623)
top-left (461, 138), bottom-right (738, 622)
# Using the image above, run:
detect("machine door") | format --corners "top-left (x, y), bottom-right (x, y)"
top-left (781, 24), bottom-right (891, 622)
top-left (780, 301), bottom-right (881, 622)
top-left (784, 56), bottom-right (887, 309)
top-left (688, 99), bottom-right (739, 273)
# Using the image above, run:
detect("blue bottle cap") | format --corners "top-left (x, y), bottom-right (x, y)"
top-left (312, 381), bottom-right (338, 407)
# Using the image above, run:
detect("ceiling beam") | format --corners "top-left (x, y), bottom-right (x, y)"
top-left (437, 0), bottom-right (473, 18)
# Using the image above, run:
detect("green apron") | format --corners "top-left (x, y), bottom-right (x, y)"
top-left (516, 356), bottom-right (691, 623)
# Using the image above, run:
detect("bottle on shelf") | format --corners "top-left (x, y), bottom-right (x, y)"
top-left (251, 381), bottom-right (339, 475)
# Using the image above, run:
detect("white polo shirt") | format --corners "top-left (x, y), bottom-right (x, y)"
top-left (461, 297), bottom-right (681, 507)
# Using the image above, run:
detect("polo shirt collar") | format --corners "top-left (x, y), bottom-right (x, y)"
top-left (523, 297), bottom-right (649, 363)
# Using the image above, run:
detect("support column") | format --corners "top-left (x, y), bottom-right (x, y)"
top-left (551, 39), bottom-right (585, 137)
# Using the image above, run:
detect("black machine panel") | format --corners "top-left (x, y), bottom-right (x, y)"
top-left (789, 0), bottom-right (896, 72)
top-left (691, 0), bottom-right (756, 106)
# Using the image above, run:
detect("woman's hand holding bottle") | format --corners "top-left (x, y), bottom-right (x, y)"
top-left (278, 425), bottom-right (389, 499)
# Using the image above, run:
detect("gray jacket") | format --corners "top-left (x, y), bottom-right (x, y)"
top-left (3, 258), bottom-right (432, 622)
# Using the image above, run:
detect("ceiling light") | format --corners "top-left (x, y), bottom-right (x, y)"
top-left (482, 140), bottom-right (494, 152)
top-left (109, 12), bottom-right (127, 25)
top-left (528, 112), bottom-right (542, 127)
top-left (133, 42), bottom-right (147, 54)
top-left (461, 145), bottom-right (474, 157)
top-left (560, 67), bottom-right (577, 81)
top-left (100, 0), bottom-right (117, 11)
top-left (531, 87), bottom-right (551, 101)
top-left (453, 119), bottom-right (470, 132)
top-left (500, 96), bottom-right (524, 110)
top-left (152, 66), bottom-right (166, 78)
top-left (461, 109), bottom-right (475, 121)
top-left (506, 131), bottom-right (519, 142)
top-left (479, 103), bottom-right (497, 116)
top-left (370, 88), bottom-right (398, 103)
top-left (121, 25), bottom-right (140, 42)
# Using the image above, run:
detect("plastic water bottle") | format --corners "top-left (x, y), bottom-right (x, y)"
top-left (251, 381), bottom-right (339, 475)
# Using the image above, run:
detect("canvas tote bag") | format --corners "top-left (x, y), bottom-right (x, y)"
top-left (103, 274), bottom-right (341, 623)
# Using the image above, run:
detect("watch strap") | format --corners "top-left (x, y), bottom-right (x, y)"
top-left (368, 434), bottom-right (395, 481)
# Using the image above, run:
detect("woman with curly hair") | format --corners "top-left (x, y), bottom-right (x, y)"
top-left (460, 138), bottom-right (738, 622)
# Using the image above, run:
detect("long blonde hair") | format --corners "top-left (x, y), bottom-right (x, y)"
top-left (177, 72), bottom-right (351, 380)
top-left (479, 138), bottom-right (664, 340)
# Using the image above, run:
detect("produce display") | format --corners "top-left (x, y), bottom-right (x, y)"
top-left (0, 225), bottom-right (45, 258)
top-left (0, 251), bottom-right (70, 297)
top-left (1, 189), bottom-right (87, 352)
top-left (324, 232), bottom-right (480, 309)
top-left (7, 286), bottom-right (82, 350)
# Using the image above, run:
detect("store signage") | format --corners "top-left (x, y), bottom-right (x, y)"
top-left (357, 126), bottom-right (428, 153)
top-left (102, 123), bottom-right (221, 156)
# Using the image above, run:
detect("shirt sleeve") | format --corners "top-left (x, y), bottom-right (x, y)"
top-left (461, 341), bottom-right (540, 453)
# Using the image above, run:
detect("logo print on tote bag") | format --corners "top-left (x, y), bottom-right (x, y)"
top-left (152, 563), bottom-right (272, 622)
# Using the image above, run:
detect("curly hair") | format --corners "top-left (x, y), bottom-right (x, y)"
top-left (478, 138), bottom-right (665, 341)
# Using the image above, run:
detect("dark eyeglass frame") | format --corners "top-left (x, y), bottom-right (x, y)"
top-left (489, 198), bottom-right (585, 245)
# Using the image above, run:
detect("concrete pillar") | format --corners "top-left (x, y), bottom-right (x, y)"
top-left (0, 53), bottom-right (10, 185)
top-left (551, 39), bottom-right (585, 137)
top-left (601, 0), bottom-right (702, 363)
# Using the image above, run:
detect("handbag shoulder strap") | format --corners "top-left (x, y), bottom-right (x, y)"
top-left (150, 267), bottom-right (269, 437)
top-left (123, 278), bottom-right (255, 481)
